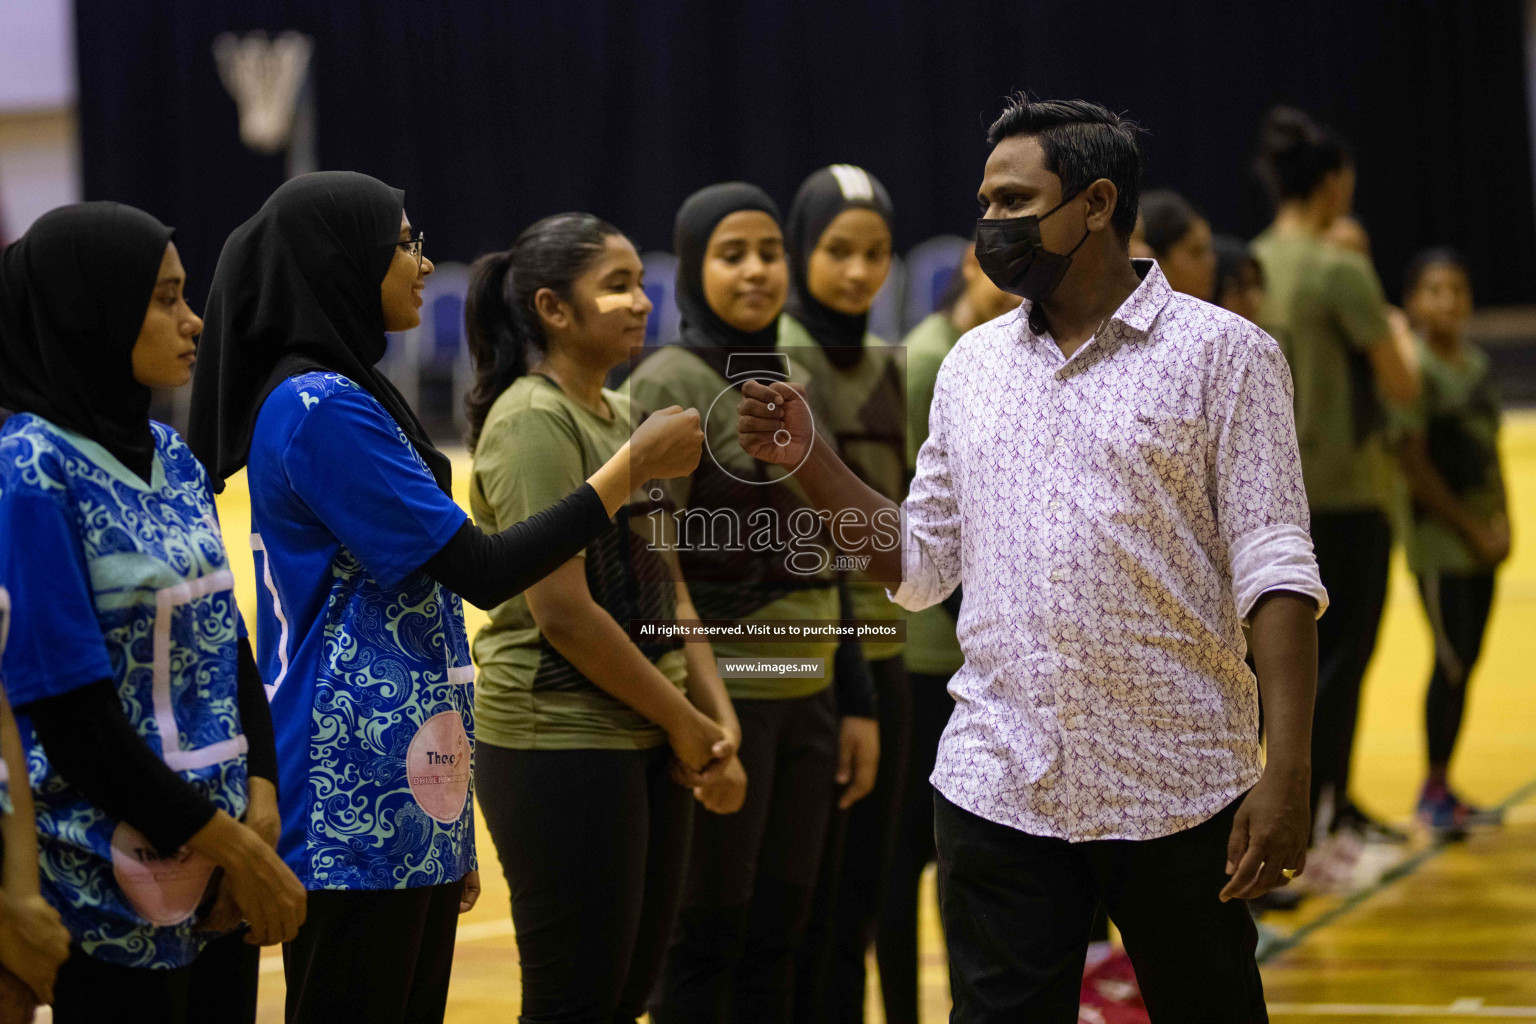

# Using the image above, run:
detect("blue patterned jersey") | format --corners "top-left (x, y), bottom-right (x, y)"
top-left (248, 373), bottom-right (475, 891)
top-left (0, 416), bottom-right (249, 969)
top-left (0, 587), bottom-right (12, 815)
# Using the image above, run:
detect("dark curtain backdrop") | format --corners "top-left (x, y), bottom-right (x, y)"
top-left (77, 0), bottom-right (1536, 307)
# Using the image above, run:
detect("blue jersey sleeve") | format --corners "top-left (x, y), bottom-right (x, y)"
top-left (281, 390), bottom-right (467, 590)
top-left (0, 490), bottom-right (113, 705)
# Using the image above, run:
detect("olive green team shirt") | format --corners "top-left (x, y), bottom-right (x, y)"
top-left (779, 314), bottom-right (906, 661)
top-left (469, 375), bottom-right (687, 750)
top-left (1391, 337), bottom-right (1504, 576)
top-left (900, 313), bottom-right (966, 677)
top-left (1252, 230), bottom-right (1392, 511)
top-left (627, 344), bottom-right (838, 700)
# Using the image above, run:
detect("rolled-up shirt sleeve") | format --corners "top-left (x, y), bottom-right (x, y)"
top-left (1209, 329), bottom-right (1329, 622)
top-left (889, 365), bottom-right (963, 612)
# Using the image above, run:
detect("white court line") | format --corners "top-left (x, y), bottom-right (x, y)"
top-left (1269, 1000), bottom-right (1536, 1018)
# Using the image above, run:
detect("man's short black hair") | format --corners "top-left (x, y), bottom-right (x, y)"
top-left (986, 95), bottom-right (1145, 242)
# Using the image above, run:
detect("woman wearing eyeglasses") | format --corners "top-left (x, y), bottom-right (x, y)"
top-left (187, 172), bottom-right (704, 1024)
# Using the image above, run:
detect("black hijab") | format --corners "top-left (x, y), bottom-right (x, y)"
top-left (187, 171), bottom-right (452, 495)
top-left (0, 202), bottom-right (175, 482)
top-left (784, 165), bottom-right (894, 368)
top-left (674, 183), bottom-right (784, 380)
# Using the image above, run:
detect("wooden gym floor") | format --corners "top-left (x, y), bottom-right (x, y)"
top-left (211, 413), bottom-right (1536, 1023)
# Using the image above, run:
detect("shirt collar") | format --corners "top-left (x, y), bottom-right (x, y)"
top-left (1021, 258), bottom-right (1173, 340)
top-left (1114, 259), bottom-right (1173, 333)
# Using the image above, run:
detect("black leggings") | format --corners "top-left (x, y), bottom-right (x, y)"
top-left (52, 930), bottom-right (259, 1024)
top-left (1417, 572), bottom-right (1496, 770)
top-left (1309, 509), bottom-right (1392, 825)
top-left (283, 880), bottom-right (464, 1024)
top-left (476, 743), bottom-right (694, 1024)
top-left (795, 656), bottom-right (912, 1024)
top-left (651, 686), bottom-right (839, 1024)
top-left (874, 669), bottom-right (952, 1024)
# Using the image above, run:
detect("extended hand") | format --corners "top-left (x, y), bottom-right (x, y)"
top-left (632, 406), bottom-right (704, 483)
top-left (1220, 767), bottom-right (1310, 902)
top-left (738, 381), bottom-right (812, 467)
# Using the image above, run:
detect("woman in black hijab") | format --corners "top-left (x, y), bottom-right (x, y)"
top-left (777, 165), bottom-right (908, 1024)
top-left (187, 172), bottom-right (702, 1024)
top-left (782, 163), bottom-right (896, 362)
top-left (631, 184), bottom-right (847, 1024)
top-left (0, 202), bottom-right (302, 1024)
top-left (672, 182), bottom-right (786, 372)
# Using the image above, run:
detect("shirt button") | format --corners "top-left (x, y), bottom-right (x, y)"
top-left (1049, 568), bottom-right (1068, 583)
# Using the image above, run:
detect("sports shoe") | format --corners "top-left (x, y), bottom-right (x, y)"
top-left (1301, 830), bottom-right (1363, 894)
top-left (1417, 781), bottom-right (1503, 838)
top-left (1334, 801), bottom-right (1411, 844)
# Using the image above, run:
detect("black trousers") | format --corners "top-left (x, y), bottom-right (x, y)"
top-left (475, 743), bottom-right (694, 1023)
top-left (874, 669), bottom-right (953, 1024)
top-left (1417, 572), bottom-right (1497, 769)
top-left (54, 949), bottom-right (195, 1024)
top-left (52, 930), bottom-right (259, 1024)
top-left (651, 686), bottom-right (839, 1024)
top-left (935, 792), bottom-right (1266, 1024)
top-left (283, 880), bottom-right (464, 1024)
top-left (795, 656), bottom-right (913, 1024)
top-left (1310, 508), bottom-right (1392, 826)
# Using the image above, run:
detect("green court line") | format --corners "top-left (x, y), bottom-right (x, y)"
top-left (1257, 774), bottom-right (1536, 964)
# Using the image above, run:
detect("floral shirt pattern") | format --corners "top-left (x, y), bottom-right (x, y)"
top-left (892, 261), bottom-right (1328, 841)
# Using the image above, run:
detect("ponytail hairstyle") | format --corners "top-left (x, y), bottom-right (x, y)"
top-left (1254, 106), bottom-right (1350, 207)
top-left (463, 212), bottom-right (624, 448)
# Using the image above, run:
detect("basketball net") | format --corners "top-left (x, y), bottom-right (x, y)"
top-left (213, 30), bottom-right (314, 156)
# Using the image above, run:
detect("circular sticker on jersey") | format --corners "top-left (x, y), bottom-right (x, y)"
top-left (406, 710), bottom-right (471, 823)
top-left (110, 821), bottom-right (216, 926)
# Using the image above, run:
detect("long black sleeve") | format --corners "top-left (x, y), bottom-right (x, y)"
top-left (833, 579), bottom-right (877, 719)
top-left (422, 483), bottom-right (613, 610)
top-left (237, 636), bottom-right (278, 792)
top-left (21, 680), bottom-right (218, 857)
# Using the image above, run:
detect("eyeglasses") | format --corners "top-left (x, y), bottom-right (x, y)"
top-left (394, 232), bottom-right (425, 269)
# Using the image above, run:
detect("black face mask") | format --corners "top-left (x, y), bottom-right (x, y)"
top-left (974, 194), bottom-right (1089, 303)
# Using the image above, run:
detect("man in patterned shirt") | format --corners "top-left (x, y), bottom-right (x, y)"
top-left (737, 96), bottom-right (1326, 1022)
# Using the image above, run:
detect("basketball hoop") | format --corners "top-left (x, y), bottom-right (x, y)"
top-left (213, 30), bottom-right (314, 156)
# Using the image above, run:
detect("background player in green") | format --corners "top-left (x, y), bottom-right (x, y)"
top-left (464, 211), bottom-right (743, 1023)
top-left (1251, 106), bottom-right (1420, 845)
top-left (1391, 249), bottom-right (1511, 836)
top-left (777, 163), bottom-right (898, 1023)
top-left (633, 183), bottom-right (857, 1024)
top-left (879, 244), bottom-right (1018, 1024)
